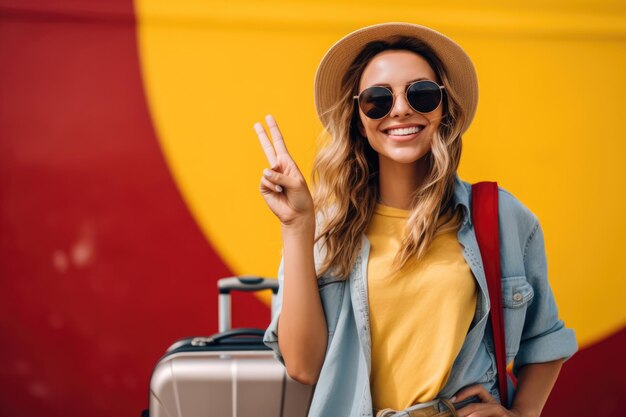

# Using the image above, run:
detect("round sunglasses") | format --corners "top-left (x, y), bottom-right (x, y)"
top-left (353, 80), bottom-right (445, 120)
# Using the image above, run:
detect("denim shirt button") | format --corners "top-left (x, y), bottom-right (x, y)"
top-left (513, 292), bottom-right (523, 302)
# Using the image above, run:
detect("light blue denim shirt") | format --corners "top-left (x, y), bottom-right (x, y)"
top-left (264, 175), bottom-right (577, 417)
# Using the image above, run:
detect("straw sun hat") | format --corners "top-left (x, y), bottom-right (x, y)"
top-left (314, 22), bottom-right (479, 135)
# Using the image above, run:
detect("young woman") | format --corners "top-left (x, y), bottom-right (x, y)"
top-left (254, 23), bottom-right (577, 417)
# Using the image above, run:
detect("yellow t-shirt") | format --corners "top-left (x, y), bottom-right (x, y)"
top-left (366, 204), bottom-right (477, 410)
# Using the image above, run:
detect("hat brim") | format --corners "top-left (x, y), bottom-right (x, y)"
top-left (314, 22), bottom-right (478, 135)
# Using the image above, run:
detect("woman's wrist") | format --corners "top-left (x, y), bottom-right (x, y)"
top-left (281, 217), bottom-right (315, 237)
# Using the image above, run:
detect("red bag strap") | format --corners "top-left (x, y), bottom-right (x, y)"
top-left (472, 181), bottom-right (508, 407)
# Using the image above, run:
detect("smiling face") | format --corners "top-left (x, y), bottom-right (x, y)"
top-left (357, 49), bottom-right (443, 167)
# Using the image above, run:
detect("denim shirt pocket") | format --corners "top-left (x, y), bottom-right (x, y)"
top-left (317, 275), bottom-right (345, 339)
top-left (501, 275), bottom-right (535, 362)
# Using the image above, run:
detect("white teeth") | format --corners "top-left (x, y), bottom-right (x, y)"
top-left (386, 126), bottom-right (422, 136)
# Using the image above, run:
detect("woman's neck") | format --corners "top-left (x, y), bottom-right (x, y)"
top-left (377, 155), bottom-right (430, 210)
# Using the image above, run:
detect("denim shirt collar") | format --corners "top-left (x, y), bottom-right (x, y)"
top-left (452, 173), bottom-right (472, 227)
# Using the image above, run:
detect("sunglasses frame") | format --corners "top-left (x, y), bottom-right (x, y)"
top-left (353, 80), bottom-right (446, 119)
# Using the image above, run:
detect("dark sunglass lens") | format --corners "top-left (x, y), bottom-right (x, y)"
top-left (407, 81), bottom-right (442, 113)
top-left (359, 87), bottom-right (393, 119)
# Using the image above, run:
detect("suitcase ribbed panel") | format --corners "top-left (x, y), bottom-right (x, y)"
top-left (150, 350), bottom-right (311, 417)
top-left (228, 354), bottom-right (283, 416)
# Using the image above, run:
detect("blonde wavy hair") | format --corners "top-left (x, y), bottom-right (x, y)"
top-left (312, 36), bottom-right (467, 279)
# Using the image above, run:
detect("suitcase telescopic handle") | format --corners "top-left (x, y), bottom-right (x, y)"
top-left (218, 276), bottom-right (279, 294)
top-left (217, 276), bottom-right (279, 333)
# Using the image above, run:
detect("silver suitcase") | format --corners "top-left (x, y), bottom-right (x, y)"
top-left (146, 276), bottom-right (313, 417)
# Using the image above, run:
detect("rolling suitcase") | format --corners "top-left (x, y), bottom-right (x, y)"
top-left (145, 276), bottom-right (313, 417)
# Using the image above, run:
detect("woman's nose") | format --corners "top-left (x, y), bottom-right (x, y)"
top-left (389, 92), bottom-right (413, 118)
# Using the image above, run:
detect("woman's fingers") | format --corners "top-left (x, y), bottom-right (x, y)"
top-left (263, 168), bottom-right (300, 190)
top-left (254, 122), bottom-right (278, 167)
top-left (254, 115), bottom-right (291, 167)
top-left (265, 114), bottom-right (289, 156)
top-left (453, 384), bottom-right (498, 404)
top-left (260, 176), bottom-right (283, 194)
top-left (454, 386), bottom-right (513, 417)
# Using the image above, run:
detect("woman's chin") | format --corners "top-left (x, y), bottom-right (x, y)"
top-left (379, 148), bottom-right (431, 166)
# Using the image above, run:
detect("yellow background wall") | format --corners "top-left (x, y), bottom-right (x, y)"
top-left (135, 0), bottom-right (626, 348)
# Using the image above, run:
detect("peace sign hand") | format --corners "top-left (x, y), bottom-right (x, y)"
top-left (254, 115), bottom-right (314, 232)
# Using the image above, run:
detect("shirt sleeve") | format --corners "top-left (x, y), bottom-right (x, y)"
top-left (513, 219), bottom-right (578, 375)
top-left (263, 256), bottom-right (285, 365)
